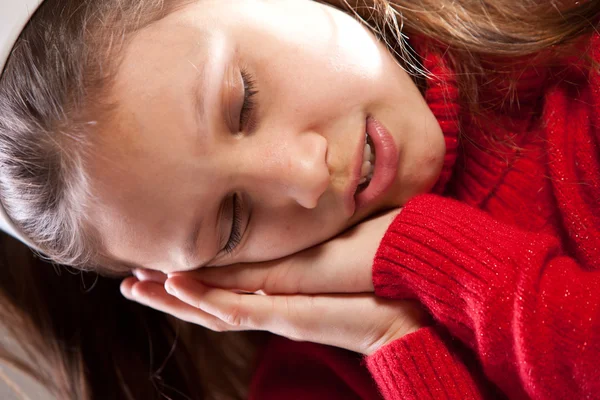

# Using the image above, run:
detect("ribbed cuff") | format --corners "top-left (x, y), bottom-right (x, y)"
top-left (366, 327), bottom-right (487, 400)
top-left (372, 194), bottom-right (551, 345)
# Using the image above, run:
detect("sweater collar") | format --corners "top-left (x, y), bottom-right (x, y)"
top-left (412, 39), bottom-right (461, 193)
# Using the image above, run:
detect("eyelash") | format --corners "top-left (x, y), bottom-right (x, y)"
top-left (239, 68), bottom-right (258, 131)
top-left (224, 193), bottom-right (244, 254)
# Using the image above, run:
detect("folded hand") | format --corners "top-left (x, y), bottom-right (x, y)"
top-left (121, 208), bottom-right (428, 355)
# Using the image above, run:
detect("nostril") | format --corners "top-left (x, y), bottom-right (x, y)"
top-left (298, 134), bottom-right (329, 209)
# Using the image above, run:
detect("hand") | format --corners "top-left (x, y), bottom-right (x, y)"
top-left (188, 207), bottom-right (403, 295)
top-left (121, 209), bottom-right (429, 355)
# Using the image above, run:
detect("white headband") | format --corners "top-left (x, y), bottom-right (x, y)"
top-left (0, 0), bottom-right (46, 250)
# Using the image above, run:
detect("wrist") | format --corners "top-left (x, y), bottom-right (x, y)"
top-left (363, 301), bottom-right (431, 355)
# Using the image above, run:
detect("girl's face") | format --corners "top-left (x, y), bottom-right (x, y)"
top-left (90, 0), bottom-right (445, 273)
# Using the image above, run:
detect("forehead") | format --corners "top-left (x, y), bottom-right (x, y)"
top-left (87, 17), bottom-right (219, 271)
top-left (114, 11), bottom-right (213, 98)
top-left (87, 148), bottom-right (209, 272)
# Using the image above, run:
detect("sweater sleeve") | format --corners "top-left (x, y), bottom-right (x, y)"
top-left (248, 328), bottom-right (493, 400)
top-left (366, 327), bottom-right (494, 400)
top-left (373, 194), bottom-right (600, 400)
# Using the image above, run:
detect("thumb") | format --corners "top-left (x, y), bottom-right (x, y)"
top-left (175, 229), bottom-right (373, 295)
top-left (177, 208), bottom-right (400, 295)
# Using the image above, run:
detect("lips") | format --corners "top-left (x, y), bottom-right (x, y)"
top-left (344, 116), bottom-right (399, 216)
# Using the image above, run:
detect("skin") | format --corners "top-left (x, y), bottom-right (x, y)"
top-left (121, 207), bottom-right (430, 355)
top-left (90, 0), bottom-right (445, 273)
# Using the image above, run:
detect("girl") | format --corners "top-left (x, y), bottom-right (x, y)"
top-left (1, 0), bottom-right (599, 399)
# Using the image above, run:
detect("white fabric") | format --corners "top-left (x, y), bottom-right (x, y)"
top-left (0, 0), bottom-right (46, 249)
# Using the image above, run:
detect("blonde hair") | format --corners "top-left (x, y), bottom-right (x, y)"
top-left (0, 0), bottom-right (599, 398)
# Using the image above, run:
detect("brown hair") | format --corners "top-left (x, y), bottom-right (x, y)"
top-left (1, 0), bottom-right (599, 398)
top-left (0, 0), bottom-right (196, 270)
top-left (0, 235), bottom-right (260, 399)
top-left (339, 0), bottom-right (600, 106)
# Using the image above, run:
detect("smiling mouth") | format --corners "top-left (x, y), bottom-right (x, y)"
top-left (355, 132), bottom-right (376, 195)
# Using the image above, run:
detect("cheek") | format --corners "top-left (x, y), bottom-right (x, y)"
top-left (243, 219), bottom-right (310, 262)
top-left (240, 208), bottom-right (344, 263)
top-left (237, 12), bottom-right (386, 109)
top-left (258, 55), bottom-right (382, 125)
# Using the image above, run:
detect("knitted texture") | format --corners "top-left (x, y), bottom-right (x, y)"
top-left (366, 327), bottom-right (496, 400)
top-left (371, 34), bottom-right (600, 399)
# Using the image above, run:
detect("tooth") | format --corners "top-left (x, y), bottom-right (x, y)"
top-left (359, 177), bottom-right (367, 185)
top-left (367, 172), bottom-right (373, 181)
top-left (361, 161), bottom-right (371, 178)
top-left (363, 143), bottom-right (371, 163)
top-left (368, 162), bottom-right (374, 175)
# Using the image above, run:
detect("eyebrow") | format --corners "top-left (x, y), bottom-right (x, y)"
top-left (189, 59), bottom-right (208, 126)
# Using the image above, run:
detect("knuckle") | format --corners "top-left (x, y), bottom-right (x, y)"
top-left (267, 262), bottom-right (298, 294)
top-left (263, 265), bottom-right (282, 294)
top-left (221, 298), bottom-right (246, 327)
top-left (280, 296), bottom-right (299, 322)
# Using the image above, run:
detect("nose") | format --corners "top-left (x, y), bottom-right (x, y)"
top-left (236, 132), bottom-right (329, 209)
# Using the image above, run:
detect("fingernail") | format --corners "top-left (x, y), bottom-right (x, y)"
top-left (132, 269), bottom-right (144, 281)
top-left (165, 282), bottom-right (178, 296)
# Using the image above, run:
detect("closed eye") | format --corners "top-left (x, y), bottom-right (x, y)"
top-left (239, 68), bottom-right (258, 132)
top-left (223, 193), bottom-right (244, 254)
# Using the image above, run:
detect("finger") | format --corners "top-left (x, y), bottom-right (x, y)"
top-left (122, 279), bottom-right (234, 332)
top-left (133, 268), bottom-right (167, 284)
top-left (120, 276), bottom-right (139, 298)
top-left (172, 211), bottom-right (400, 295)
top-left (166, 275), bottom-right (413, 353)
top-left (171, 261), bottom-right (287, 294)
top-left (174, 241), bottom-right (369, 295)
top-left (165, 276), bottom-right (271, 328)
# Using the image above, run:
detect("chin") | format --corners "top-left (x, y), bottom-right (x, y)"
top-left (383, 175), bottom-right (440, 209)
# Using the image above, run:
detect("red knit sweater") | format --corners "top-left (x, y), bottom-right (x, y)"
top-left (248, 33), bottom-right (600, 400)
